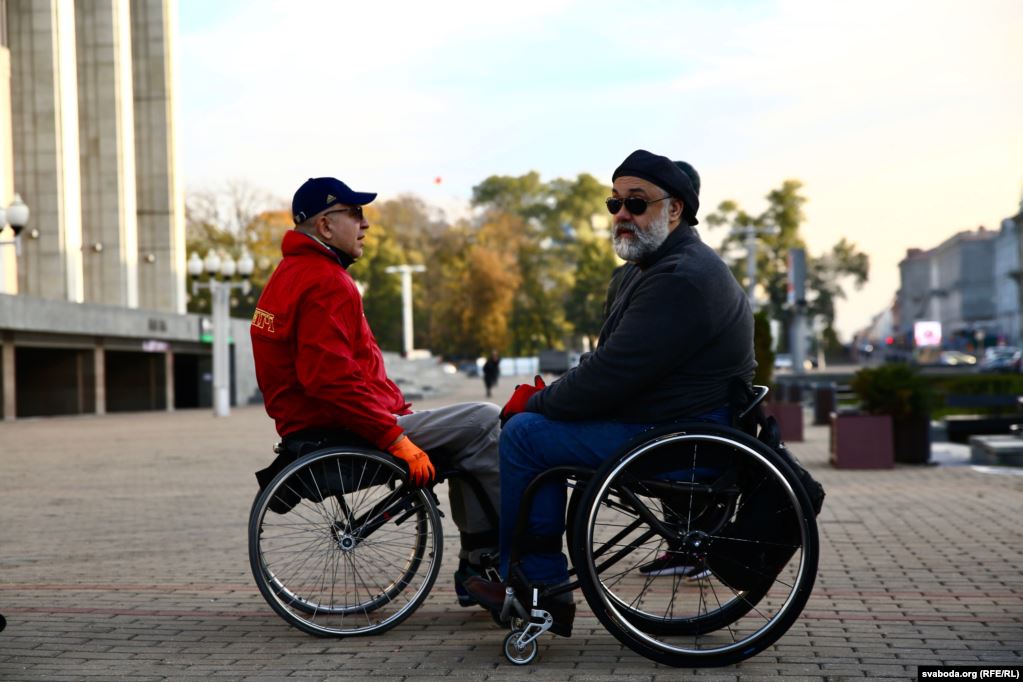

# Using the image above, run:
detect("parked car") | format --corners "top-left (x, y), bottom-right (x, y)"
top-left (978, 346), bottom-right (1022, 373)
top-left (937, 350), bottom-right (977, 367)
top-left (773, 353), bottom-right (814, 371)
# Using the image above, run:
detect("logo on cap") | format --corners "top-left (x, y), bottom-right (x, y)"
top-left (326, 194), bottom-right (336, 203)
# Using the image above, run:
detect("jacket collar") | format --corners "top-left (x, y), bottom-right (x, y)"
top-left (636, 224), bottom-right (698, 270)
top-left (282, 229), bottom-right (355, 269)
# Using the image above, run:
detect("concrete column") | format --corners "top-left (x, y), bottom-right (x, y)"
top-left (164, 349), bottom-right (173, 410)
top-left (131, 0), bottom-right (184, 313)
top-left (2, 332), bottom-right (14, 420)
top-left (8, 0), bottom-right (85, 302)
top-left (0, 42), bottom-right (17, 294)
top-left (93, 341), bottom-right (105, 415)
top-left (76, 0), bottom-right (138, 308)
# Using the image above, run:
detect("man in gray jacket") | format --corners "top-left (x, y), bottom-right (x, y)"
top-left (463, 149), bottom-right (756, 636)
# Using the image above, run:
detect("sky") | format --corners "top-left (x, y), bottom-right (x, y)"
top-left (176, 0), bottom-right (1023, 341)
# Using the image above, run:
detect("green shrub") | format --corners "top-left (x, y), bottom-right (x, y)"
top-left (753, 310), bottom-right (774, 388)
top-left (926, 373), bottom-right (1023, 417)
top-left (850, 364), bottom-right (933, 420)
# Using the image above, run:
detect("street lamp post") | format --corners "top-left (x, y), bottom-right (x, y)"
top-left (385, 264), bottom-right (425, 357)
top-left (729, 224), bottom-right (779, 310)
top-left (0, 194), bottom-right (32, 255)
top-left (188, 249), bottom-right (254, 417)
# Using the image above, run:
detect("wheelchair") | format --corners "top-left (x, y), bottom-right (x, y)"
top-left (248, 386), bottom-right (820, 668)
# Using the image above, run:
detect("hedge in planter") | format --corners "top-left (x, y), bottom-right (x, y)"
top-left (850, 364), bottom-right (933, 464)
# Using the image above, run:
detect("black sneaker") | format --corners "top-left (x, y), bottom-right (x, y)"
top-left (454, 558), bottom-right (500, 607)
top-left (637, 551), bottom-right (707, 578)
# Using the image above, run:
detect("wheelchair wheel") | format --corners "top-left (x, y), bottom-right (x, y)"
top-left (249, 447), bottom-right (443, 637)
top-left (572, 423), bottom-right (818, 667)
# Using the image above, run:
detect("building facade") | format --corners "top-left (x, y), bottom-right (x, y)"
top-left (896, 206), bottom-right (1023, 350)
top-left (0, 0), bottom-right (251, 420)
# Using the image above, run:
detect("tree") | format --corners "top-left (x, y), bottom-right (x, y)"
top-left (706, 180), bottom-right (869, 345)
top-left (426, 212), bottom-right (523, 358)
top-left (471, 171), bottom-right (616, 354)
top-left (354, 205), bottom-right (407, 353)
top-left (566, 236), bottom-right (618, 350)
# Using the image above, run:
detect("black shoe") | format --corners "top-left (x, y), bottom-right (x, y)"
top-left (637, 551), bottom-right (709, 579)
top-left (454, 558), bottom-right (483, 607)
top-left (454, 555), bottom-right (501, 608)
top-left (461, 575), bottom-right (507, 612)
top-left (462, 576), bottom-right (575, 637)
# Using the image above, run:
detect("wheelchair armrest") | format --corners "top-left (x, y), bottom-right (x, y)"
top-left (737, 384), bottom-right (769, 422)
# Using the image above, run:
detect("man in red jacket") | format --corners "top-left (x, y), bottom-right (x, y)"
top-left (251, 176), bottom-right (501, 605)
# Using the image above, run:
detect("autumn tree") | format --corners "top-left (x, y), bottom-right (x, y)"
top-left (426, 212), bottom-right (522, 358)
top-left (471, 172), bottom-right (616, 354)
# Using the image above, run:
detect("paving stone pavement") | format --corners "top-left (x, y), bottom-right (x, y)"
top-left (1, 375), bottom-right (1021, 681)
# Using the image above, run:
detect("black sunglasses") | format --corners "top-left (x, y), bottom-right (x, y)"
top-left (605, 195), bottom-right (670, 216)
top-left (323, 205), bottom-right (364, 221)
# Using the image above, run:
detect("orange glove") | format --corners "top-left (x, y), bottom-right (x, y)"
top-left (500, 375), bottom-right (546, 425)
top-left (387, 435), bottom-right (436, 486)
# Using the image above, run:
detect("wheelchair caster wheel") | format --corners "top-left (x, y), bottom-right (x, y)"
top-left (503, 629), bottom-right (538, 665)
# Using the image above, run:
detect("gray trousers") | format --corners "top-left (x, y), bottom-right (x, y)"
top-left (397, 401), bottom-right (501, 562)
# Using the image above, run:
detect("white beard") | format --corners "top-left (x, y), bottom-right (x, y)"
top-left (612, 202), bottom-right (671, 262)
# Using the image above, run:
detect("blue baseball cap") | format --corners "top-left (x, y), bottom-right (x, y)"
top-left (291, 177), bottom-right (377, 224)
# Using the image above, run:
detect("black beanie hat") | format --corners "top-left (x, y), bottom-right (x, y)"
top-left (674, 160), bottom-right (701, 197)
top-left (613, 149), bottom-right (699, 226)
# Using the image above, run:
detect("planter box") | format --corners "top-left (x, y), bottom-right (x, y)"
top-left (764, 401), bottom-right (804, 442)
top-left (830, 412), bottom-right (894, 469)
top-left (892, 416), bottom-right (931, 464)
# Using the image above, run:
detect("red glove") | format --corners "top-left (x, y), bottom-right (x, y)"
top-left (500, 375), bottom-right (546, 425)
top-left (387, 435), bottom-right (436, 486)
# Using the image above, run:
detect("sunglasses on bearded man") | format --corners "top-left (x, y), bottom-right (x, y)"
top-left (604, 195), bottom-right (671, 216)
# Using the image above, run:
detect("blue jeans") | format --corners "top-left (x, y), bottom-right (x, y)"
top-left (498, 407), bottom-right (730, 585)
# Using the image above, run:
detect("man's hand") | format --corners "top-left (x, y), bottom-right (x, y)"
top-left (387, 435), bottom-right (436, 486)
top-left (500, 375), bottom-right (546, 425)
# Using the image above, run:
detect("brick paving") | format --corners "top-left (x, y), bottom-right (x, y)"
top-left (1, 375), bottom-right (1021, 680)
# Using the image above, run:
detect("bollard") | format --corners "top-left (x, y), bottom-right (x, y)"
top-left (814, 382), bottom-right (837, 425)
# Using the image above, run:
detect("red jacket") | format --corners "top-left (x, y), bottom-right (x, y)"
top-left (250, 230), bottom-right (407, 448)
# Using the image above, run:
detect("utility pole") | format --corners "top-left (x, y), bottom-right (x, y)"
top-left (385, 264), bottom-right (426, 356)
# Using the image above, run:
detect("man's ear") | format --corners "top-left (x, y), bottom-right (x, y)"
top-left (670, 198), bottom-right (684, 222)
top-left (314, 215), bottom-right (331, 241)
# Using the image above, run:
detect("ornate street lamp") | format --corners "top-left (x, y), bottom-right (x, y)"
top-left (188, 249), bottom-right (254, 417)
top-left (0, 194), bottom-right (32, 255)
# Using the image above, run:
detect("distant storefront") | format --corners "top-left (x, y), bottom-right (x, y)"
top-left (0, 293), bottom-right (257, 420)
